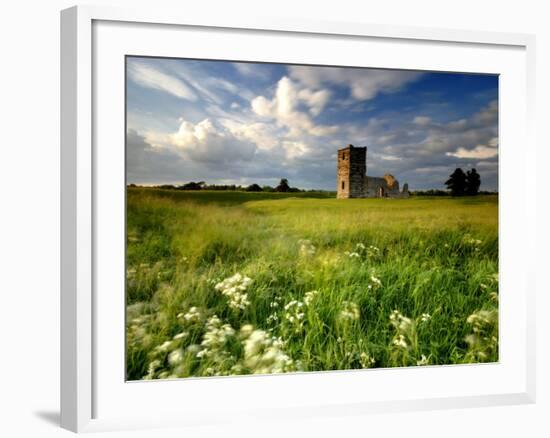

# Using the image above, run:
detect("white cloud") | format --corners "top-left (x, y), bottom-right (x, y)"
top-left (289, 66), bottom-right (423, 101)
top-left (474, 100), bottom-right (498, 125)
top-left (251, 95), bottom-right (273, 117)
top-left (128, 61), bottom-right (197, 101)
top-left (232, 62), bottom-right (272, 80)
top-left (251, 76), bottom-right (336, 137)
top-left (221, 119), bottom-right (279, 151)
top-left (282, 141), bottom-right (310, 160)
top-left (413, 116), bottom-right (432, 126)
top-left (169, 118), bottom-right (256, 163)
top-left (378, 154), bottom-right (402, 161)
top-left (446, 145), bottom-right (498, 159)
top-left (297, 88), bottom-right (331, 116)
top-left (206, 77), bottom-right (239, 94)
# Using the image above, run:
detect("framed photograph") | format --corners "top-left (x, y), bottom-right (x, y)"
top-left (61, 5), bottom-right (536, 432)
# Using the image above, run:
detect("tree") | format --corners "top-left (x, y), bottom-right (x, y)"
top-left (180, 181), bottom-right (205, 190)
top-left (445, 168), bottom-right (467, 196)
top-left (275, 178), bottom-right (290, 192)
top-left (246, 183), bottom-right (262, 192)
top-left (465, 168), bottom-right (481, 196)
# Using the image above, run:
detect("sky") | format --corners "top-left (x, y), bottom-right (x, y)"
top-left (126, 57), bottom-right (498, 191)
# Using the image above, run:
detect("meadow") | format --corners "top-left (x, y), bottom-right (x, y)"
top-left (126, 187), bottom-right (498, 380)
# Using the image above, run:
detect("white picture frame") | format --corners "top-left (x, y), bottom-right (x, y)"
top-left (60, 4), bottom-right (536, 433)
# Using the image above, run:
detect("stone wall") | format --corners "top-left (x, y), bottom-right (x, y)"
top-left (337, 145), bottom-right (366, 198)
top-left (337, 144), bottom-right (409, 199)
top-left (366, 175), bottom-right (409, 198)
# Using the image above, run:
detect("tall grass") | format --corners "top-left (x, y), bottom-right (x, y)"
top-left (126, 188), bottom-right (498, 380)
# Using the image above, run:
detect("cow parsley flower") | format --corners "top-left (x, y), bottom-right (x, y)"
top-left (304, 290), bottom-right (319, 305)
top-left (339, 301), bottom-right (360, 321)
top-left (416, 354), bottom-right (429, 366)
top-left (420, 313), bottom-right (431, 323)
top-left (368, 275), bottom-right (382, 290)
top-left (168, 349), bottom-right (184, 366)
top-left (196, 315), bottom-right (235, 360)
top-left (284, 300), bottom-right (306, 332)
top-left (298, 239), bottom-right (316, 257)
top-left (242, 329), bottom-right (293, 374)
top-left (392, 334), bottom-right (408, 349)
top-left (215, 273), bottom-right (252, 310)
top-left (173, 331), bottom-right (189, 340)
top-left (144, 359), bottom-right (161, 380)
top-left (367, 245), bottom-right (381, 257)
top-left (360, 352), bottom-right (376, 368)
top-left (179, 306), bottom-right (201, 323)
top-left (154, 340), bottom-right (173, 353)
top-left (389, 310), bottom-right (416, 356)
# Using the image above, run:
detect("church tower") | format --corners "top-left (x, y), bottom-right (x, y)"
top-left (337, 144), bottom-right (367, 199)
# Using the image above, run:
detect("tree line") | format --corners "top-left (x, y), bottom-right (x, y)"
top-left (128, 170), bottom-right (490, 197)
top-left (128, 178), bottom-right (313, 193)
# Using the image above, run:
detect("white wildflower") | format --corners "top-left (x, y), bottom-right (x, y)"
top-left (304, 290), bottom-right (319, 305)
top-left (390, 310), bottom-right (413, 333)
top-left (339, 301), bottom-right (360, 321)
top-left (392, 334), bottom-right (408, 349)
top-left (215, 273), bottom-right (252, 310)
top-left (186, 344), bottom-right (200, 354)
top-left (466, 309), bottom-right (497, 333)
top-left (367, 245), bottom-right (381, 257)
top-left (155, 340), bottom-right (173, 353)
top-left (242, 329), bottom-right (293, 374)
top-left (168, 349), bottom-right (184, 365)
top-left (465, 308), bottom-right (498, 362)
top-left (420, 313), bottom-right (431, 323)
top-left (360, 352), bottom-right (375, 368)
top-left (368, 275), bottom-right (382, 290)
top-left (144, 359), bottom-right (161, 380)
top-left (463, 234), bottom-right (483, 247)
top-left (173, 331), bottom-right (189, 340)
top-left (240, 324), bottom-right (254, 338)
top-left (416, 354), bottom-right (429, 366)
top-left (180, 306), bottom-right (201, 323)
top-left (298, 239), bottom-right (316, 257)
top-left (195, 315), bottom-right (235, 360)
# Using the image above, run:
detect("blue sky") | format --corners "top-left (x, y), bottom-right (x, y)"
top-left (126, 57), bottom-right (498, 190)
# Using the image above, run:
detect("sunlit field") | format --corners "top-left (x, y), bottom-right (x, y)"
top-left (126, 188), bottom-right (498, 380)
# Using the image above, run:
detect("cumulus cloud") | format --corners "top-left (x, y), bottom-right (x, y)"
top-left (289, 66), bottom-right (423, 101)
top-left (221, 119), bottom-right (279, 151)
top-left (251, 76), bottom-right (336, 137)
top-left (446, 143), bottom-right (498, 159)
top-left (282, 141), bottom-right (311, 160)
top-left (169, 118), bottom-right (257, 163)
top-left (128, 61), bottom-right (197, 101)
top-left (297, 88), bottom-right (331, 116)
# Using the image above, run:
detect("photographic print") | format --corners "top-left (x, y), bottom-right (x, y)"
top-left (125, 57), bottom-right (498, 380)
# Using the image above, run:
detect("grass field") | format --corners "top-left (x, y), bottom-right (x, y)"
top-left (126, 188), bottom-right (499, 380)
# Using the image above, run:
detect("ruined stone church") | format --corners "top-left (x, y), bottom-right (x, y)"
top-left (337, 144), bottom-right (409, 199)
